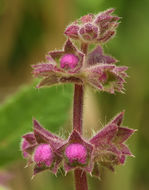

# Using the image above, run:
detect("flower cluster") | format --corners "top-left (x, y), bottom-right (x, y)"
top-left (32, 8), bottom-right (127, 94)
top-left (21, 8), bottom-right (135, 183)
top-left (21, 112), bottom-right (135, 178)
top-left (65, 8), bottom-right (120, 44)
top-left (33, 39), bottom-right (127, 94)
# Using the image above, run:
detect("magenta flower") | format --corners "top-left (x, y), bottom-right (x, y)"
top-left (65, 8), bottom-right (120, 44)
top-left (21, 112), bottom-right (135, 178)
top-left (32, 39), bottom-right (127, 94)
top-left (21, 119), bottom-right (65, 176)
top-left (34, 144), bottom-right (53, 167)
top-left (65, 144), bottom-right (87, 165)
top-left (58, 130), bottom-right (93, 174)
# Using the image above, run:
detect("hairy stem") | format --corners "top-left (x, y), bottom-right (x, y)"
top-left (73, 43), bottom-right (88, 190)
top-left (74, 169), bottom-right (88, 190)
top-left (81, 43), bottom-right (88, 55)
top-left (73, 84), bottom-right (88, 190)
top-left (73, 84), bottom-right (84, 134)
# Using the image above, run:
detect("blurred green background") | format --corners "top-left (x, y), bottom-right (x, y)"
top-left (0, 0), bottom-right (149, 189)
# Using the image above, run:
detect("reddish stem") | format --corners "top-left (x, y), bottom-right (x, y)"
top-left (73, 84), bottom-right (84, 134)
top-left (74, 169), bottom-right (88, 190)
top-left (73, 85), bottom-right (88, 190)
top-left (73, 42), bottom-right (88, 190)
top-left (81, 43), bottom-right (88, 55)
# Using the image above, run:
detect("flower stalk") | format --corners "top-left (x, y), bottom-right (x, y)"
top-left (74, 169), bottom-right (88, 190)
top-left (20, 8), bottom-right (136, 190)
top-left (73, 84), bottom-right (88, 190)
top-left (73, 84), bottom-right (84, 134)
top-left (81, 43), bottom-right (88, 55)
top-left (73, 42), bottom-right (89, 190)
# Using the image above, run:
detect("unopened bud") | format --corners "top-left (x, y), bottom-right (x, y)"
top-left (64, 25), bottom-right (79, 39)
top-left (79, 23), bottom-right (98, 42)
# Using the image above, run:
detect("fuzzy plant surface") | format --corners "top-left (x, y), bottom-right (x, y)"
top-left (21, 8), bottom-right (136, 190)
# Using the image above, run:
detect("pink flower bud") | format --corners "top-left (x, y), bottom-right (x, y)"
top-left (65, 143), bottom-right (87, 165)
top-left (64, 25), bottom-right (79, 39)
top-left (34, 144), bottom-right (53, 167)
top-left (79, 23), bottom-right (98, 42)
top-left (60, 54), bottom-right (79, 70)
top-left (80, 14), bottom-right (94, 23)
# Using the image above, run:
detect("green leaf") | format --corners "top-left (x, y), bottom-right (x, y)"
top-left (0, 186), bottom-right (8, 190)
top-left (0, 82), bottom-right (73, 166)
